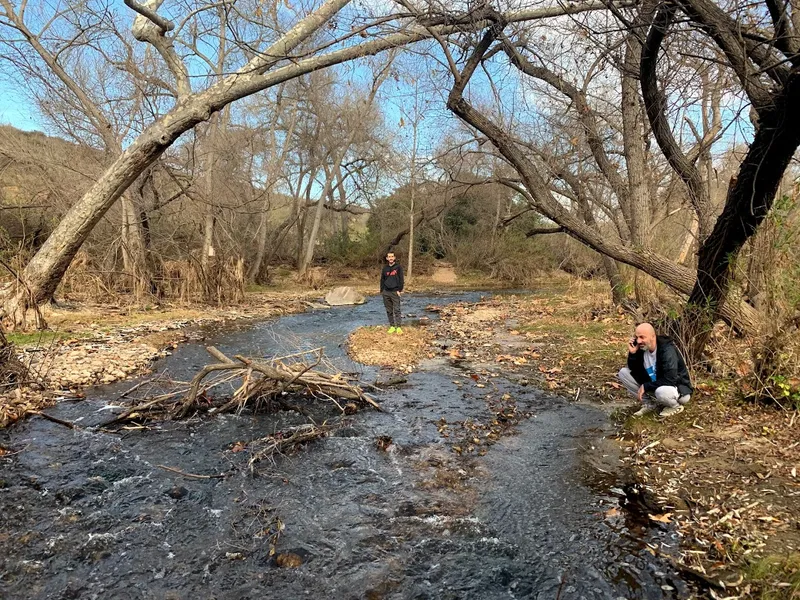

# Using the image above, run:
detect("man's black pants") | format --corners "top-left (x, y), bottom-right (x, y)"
top-left (382, 291), bottom-right (401, 327)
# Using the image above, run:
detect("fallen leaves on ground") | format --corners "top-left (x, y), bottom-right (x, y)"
top-left (0, 388), bottom-right (55, 428)
top-left (621, 400), bottom-right (800, 596)
top-left (421, 277), bottom-right (800, 596)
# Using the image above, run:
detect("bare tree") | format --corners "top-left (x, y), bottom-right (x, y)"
top-left (0, 0), bottom-right (161, 297)
top-left (0, 0), bottom-right (618, 327)
top-left (441, 12), bottom-right (758, 332)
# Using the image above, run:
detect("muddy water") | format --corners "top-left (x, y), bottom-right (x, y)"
top-left (1, 293), bottom-right (690, 599)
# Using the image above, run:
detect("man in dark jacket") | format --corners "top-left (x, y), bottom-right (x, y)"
top-left (618, 322), bottom-right (693, 417)
top-left (380, 252), bottom-right (404, 334)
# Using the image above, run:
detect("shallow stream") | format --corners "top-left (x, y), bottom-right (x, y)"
top-left (0, 293), bottom-right (691, 599)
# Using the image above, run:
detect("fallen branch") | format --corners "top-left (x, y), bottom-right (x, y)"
top-left (173, 346), bottom-right (380, 418)
top-left (101, 346), bottom-right (381, 427)
top-left (157, 464), bottom-right (226, 479)
top-left (31, 410), bottom-right (78, 429)
top-left (248, 423), bottom-right (331, 469)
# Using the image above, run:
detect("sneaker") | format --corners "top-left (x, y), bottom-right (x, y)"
top-left (633, 405), bottom-right (658, 417)
top-left (659, 405), bottom-right (685, 418)
top-left (395, 327), bottom-right (403, 334)
top-left (387, 327), bottom-right (397, 334)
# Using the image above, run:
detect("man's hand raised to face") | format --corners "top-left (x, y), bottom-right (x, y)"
top-left (628, 338), bottom-right (639, 354)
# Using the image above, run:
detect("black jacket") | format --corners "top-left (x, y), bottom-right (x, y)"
top-left (380, 263), bottom-right (404, 292)
top-left (627, 335), bottom-right (693, 396)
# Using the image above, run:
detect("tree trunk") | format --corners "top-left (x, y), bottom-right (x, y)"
top-left (621, 18), bottom-right (658, 306)
top-left (301, 172), bottom-right (333, 274)
top-left (200, 115), bottom-right (219, 275)
top-left (408, 185), bottom-right (415, 281)
top-left (120, 194), bottom-right (151, 299)
top-left (301, 137), bottom-right (353, 274)
top-left (684, 73), bottom-right (800, 353)
top-left (407, 110), bottom-right (419, 282)
top-left (249, 194), bottom-right (271, 282)
top-left (335, 165), bottom-right (349, 236)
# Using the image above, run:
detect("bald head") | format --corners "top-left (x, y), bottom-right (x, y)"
top-left (634, 322), bottom-right (657, 352)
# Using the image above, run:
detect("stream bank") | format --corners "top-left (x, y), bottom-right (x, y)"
top-left (1, 290), bottom-right (691, 599)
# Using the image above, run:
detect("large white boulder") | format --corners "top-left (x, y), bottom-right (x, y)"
top-left (325, 286), bottom-right (366, 306)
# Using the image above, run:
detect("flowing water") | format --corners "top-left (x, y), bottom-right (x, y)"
top-left (0, 293), bottom-right (691, 599)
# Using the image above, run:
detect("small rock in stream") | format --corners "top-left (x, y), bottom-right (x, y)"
top-left (166, 486), bottom-right (188, 500)
top-left (275, 552), bottom-right (304, 568)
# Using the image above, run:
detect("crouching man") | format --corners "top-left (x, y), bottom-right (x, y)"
top-left (618, 322), bottom-right (693, 418)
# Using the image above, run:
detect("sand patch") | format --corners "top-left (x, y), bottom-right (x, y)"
top-left (347, 326), bottom-right (432, 369)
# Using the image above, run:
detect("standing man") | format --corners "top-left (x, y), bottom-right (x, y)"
top-left (380, 251), bottom-right (404, 334)
top-left (618, 322), bottom-right (693, 417)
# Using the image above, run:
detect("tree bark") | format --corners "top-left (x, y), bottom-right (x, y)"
top-left (689, 73), bottom-right (800, 311)
top-left (120, 194), bottom-right (150, 298)
top-left (301, 169), bottom-right (334, 274)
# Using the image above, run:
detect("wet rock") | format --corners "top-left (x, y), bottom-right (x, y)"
top-left (325, 286), bottom-right (365, 306)
top-left (55, 486), bottom-right (87, 504)
top-left (621, 483), bottom-right (663, 515)
top-left (333, 427), bottom-right (360, 438)
top-left (395, 501), bottom-right (419, 517)
top-left (166, 486), bottom-right (188, 500)
top-left (275, 552), bottom-right (304, 568)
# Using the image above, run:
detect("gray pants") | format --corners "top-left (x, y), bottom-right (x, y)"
top-left (617, 367), bottom-right (690, 409)
top-left (382, 291), bottom-right (401, 326)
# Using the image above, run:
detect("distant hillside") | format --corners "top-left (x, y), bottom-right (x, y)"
top-left (0, 125), bottom-right (104, 254)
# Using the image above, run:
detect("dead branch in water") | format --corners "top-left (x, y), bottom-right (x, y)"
top-left (102, 346), bottom-right (380, 427)
top-left (31, 410), bottom-right (79, 429)
top-left (248, 423), bottom-right (331, 469)
top-left (174, 346), bottom-right (379, 418)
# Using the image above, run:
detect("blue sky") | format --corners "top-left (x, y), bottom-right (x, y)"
top-left (0, 84), bottom-right (41, 132)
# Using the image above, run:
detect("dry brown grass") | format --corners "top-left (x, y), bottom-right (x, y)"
top-left (347, 325), bottom-right (433, 369)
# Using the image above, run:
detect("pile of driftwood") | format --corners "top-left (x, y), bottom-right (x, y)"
top-left (102, 346), bottom-right (379, 428)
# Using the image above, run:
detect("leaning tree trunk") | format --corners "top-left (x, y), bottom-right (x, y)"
top-left (0, 0), bottom-right (356, 328)
top-left (683, 72), bottom-right (800, 357)
top-left (445, 22), bottom-right (760, 334)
